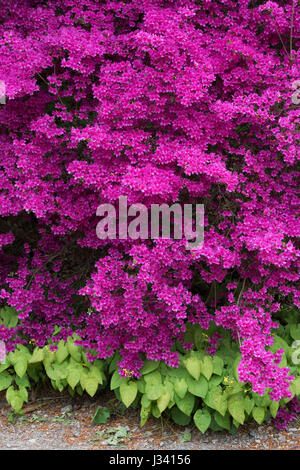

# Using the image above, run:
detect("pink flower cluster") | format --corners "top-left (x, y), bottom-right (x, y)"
top-left (0, 0), bottom-right (299, 399)
top-left (274, 397), bottom-right (300, 430)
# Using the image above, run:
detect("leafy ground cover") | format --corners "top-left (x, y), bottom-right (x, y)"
top-left (0, 306), bottom-right (299, 433)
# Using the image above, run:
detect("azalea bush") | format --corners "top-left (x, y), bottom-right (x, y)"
top-left (0, 0), bottom-right (299, 424)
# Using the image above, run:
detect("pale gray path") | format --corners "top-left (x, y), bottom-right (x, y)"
top-left (0, 392), bottom-right (299, 450)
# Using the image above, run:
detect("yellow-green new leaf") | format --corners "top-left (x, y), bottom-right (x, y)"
top-left (252, 406), bottom-right (265, 425)
top-left (29, 348), bottom-right (44, 364)
top-left (184, 357), bottom-right (201, 381)
top-left (67, 337), bottom-right (82, 362)
top-left (67, 368), bottom-right (81, 389)
top-left (194, 409), bottom-right (211, 433)
top-left (0, 371), bottom-right (13, 391)
top-left (174, 378), bottom-right (188, 399)
top-left (110, 370), bottom-right (125, 390)
top-left (212, 387), bottom-right (227, 416)
top-left (175, 392), bottom-right (195, 416)
top-left (145, 382), bottom-right (162, 401)
top-left (55, 340), bottom-right (69, 364)
top-left (120, 381), bottom-right (138, 408)
top-left (140, 404), bottom-right (151, 427)
top-left (201, 356), bottom-right (213, 381)
top-left (89, 364), bottom-right (103, 385)
top-left (269, 401), bottom-right (279, 418)
top-left (157, 390), bottom-right (171, 413)
top-left (14, 357), bottom-right (28, 378)
top-left (228, 395), bottom-right (245, 424)
top-left (84, 377), bottom-right (98, 397)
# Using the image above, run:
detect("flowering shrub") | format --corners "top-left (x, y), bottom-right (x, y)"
top-left (0, 0), bottom-right (299, 410)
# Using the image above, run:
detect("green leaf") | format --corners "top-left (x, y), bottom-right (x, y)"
top-left (51, 362), bottom-right (68, 380)
top-left (140, 360), bottom-right (160, 375)
top-left (89, 364), bottom-right (103, 384)
top-left (224, 381), bottom-right (243, 397)
top-left (212, 387), bottom-right (227, 416)
top-left (233, 355), bottom-right (241, 381)
top-left (174, 378), bottom-right (188, 399)
top-left (43, 349), bottom-right (55, 367)
top-left (66, 368), bottom-right (81, 389)
top-left (84, 376), bottom-right (98, 397)
top-left (212, 356), bottom-right (224, 376)
top-left (144, 370), bottom-right (162, 385)
top-left (0, 371), bottom-right (13, 391)
top-left (208, 375), bottom-right (223, 388)
top-left (5, 386), bottom-right (24, 413)
top-left (201, 356), bottom-right (213, 381)
top-left (15, 375), bottom-right (30, 389)
top-left (26, 363), bottom-right (40, 382)
top-left (194, 409), bottom-right (211, 433)
top-left (214, 411), bottom-right (231, 431)
top-left (18, 386), bottom-right (28, 402)
top-left (171, 407), bottom-right (191, 426)
top-left (183, 357), bottom-right (201, 381)
top-left (270, 336), bottom-right (289, 354)
top-left (15, 345), bottom-right (32, 359)
top-left (29, 348), bottom-right (44, 364)
top-left (269, 401), bottom-right (279, 418)
top-left (175, 392), bottom-right (195, 416)
top-left (163, 378), bottom-right (174, 398)
top-left (180, 432), bottom-right (192, 443)
top-left (292, 376), bottom-right (300, 395)
top-left (252, 406), bottom-right (265, 425)
top-left (157, 389), bottom-right (171, 413)
top-left (10, 394), bottom-right (24, 413)
top-left (45, 364), bottom-right (59, 381)
top-left (290, 324), bottom-right (300, 341)
top-left (92, 406), bottom-right (110, 424)
top-left (141, 395), bottom-right (151, 408)
top-left (232, 418), bottom-right (240, 429)
top-left (165, 365), bottom-right (189, 380)
top-left (110, 370), bottom-right (124, 390)
top-left (137, 378), bottom-right (146, 394)
top-left (151, 404), bottom-right (161, 419)
top-left (67, 337), bottom-right (82, 362)
top-left (244, 396), bottom-right (254, 415)
top-left (14, 357), bottom-right (28, 378)
top-left (228, 394), bottom-right (245, 425)
top-left (6, 386), bottom-right (15, 405)
top-left (140, 404), bottom-right (151, 427)
top-left (120, 381), bottom-right (138, 408)
top-left (254, 392), bottom-right (271, 407)
top-left (145, 382), bottom-right (162, 401)
top-left (144, 371), bottom-right (162, 400)
top-left (186, 376), bottom-right (208, 398)
top-left (55, 340), bottom-right (69, 364)
top-left (0, 358), bottom-right (10, 373)
top-left (79, 370), bottom-right (88, 389)
top-left (203, 388), bottom-right (215, 408)
top-left (108, 353), bottom-right (121, 374)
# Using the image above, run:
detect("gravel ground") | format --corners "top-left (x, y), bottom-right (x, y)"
top-left (0, 389), bottom-right (299, 450)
